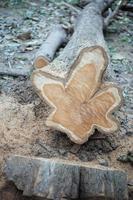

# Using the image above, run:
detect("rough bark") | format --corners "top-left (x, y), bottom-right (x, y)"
top-left (34, 25), bottom-right (67, 68)
top-left (5, 155), bottom-right (128, 200)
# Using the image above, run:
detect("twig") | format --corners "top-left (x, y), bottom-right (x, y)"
top-left (61, 2), bottom-right (81, 14)
top-left (90, 136), bottom-right (106, 140)
top-left (36, 139), bottom-right (53, 153)
top-left (8, 61), bottom-right (12, 69)
top-left (0, 68), bottom-right (30, 77)
top-left (103, 0), bottom-right (116, 12)
top-left (104, 0), bottom-right (125, 27)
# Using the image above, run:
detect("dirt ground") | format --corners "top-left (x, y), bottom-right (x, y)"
top-left (0, 0), bottom-right (133, 199)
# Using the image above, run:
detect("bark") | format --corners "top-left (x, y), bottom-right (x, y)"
top-left (34, 25), bottom-right (67, 68)
top-left (32, 0), bottom-right (110, 79)
top-left (5, 155), bottom-right (128, 200)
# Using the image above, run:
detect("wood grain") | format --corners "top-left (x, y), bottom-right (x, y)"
top-left (32, 46), bottom-right (121, 144)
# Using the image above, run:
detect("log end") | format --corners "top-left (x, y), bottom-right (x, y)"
top-left (33, 56), bottom-right (49, 68)
top-left (32, 46), bottom-right (122, 144)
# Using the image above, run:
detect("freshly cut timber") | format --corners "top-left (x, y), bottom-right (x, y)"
top-left (32, 46), bottom-right (121, 144)
top-left (32, 0), bottom-right (122, 144)
top-left (5, 155), bottom-right (128, 199)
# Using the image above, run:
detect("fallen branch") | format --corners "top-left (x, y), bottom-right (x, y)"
top-left (90, 135), bottom-right (106, 140)
top-left (61, 2), bottom-right (81, 13)
top-left (0, 68), bottom-right (30, 77)
top-left (104, 0), bottom-right (124, 27)
top-left (34, 25), bottom-right (67, 69)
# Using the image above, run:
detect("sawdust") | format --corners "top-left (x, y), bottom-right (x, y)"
top-left (0, 92), bottom-right (132, 185)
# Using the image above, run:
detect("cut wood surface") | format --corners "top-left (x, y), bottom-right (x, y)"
top-left (5, 155), bottom-right (128, 200)
top-left (32, 0), bottom-right (122, 144)
top-left (33, 46), bottom-right (121, 144)
top-left (34, 25), bottom-right (67, 68)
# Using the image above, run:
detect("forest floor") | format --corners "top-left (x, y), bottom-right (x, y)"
top-left (0, 0), bottom-right (133, 199)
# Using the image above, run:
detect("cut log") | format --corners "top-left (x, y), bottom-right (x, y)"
top-left (32, 0), bottom-right (122, 144)
top-left (33, 46), bottom-right (121, 144)
top-left (5, 155), bottom-right (128, 200)
top-left (34, 25), bottom-right (67, 69)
